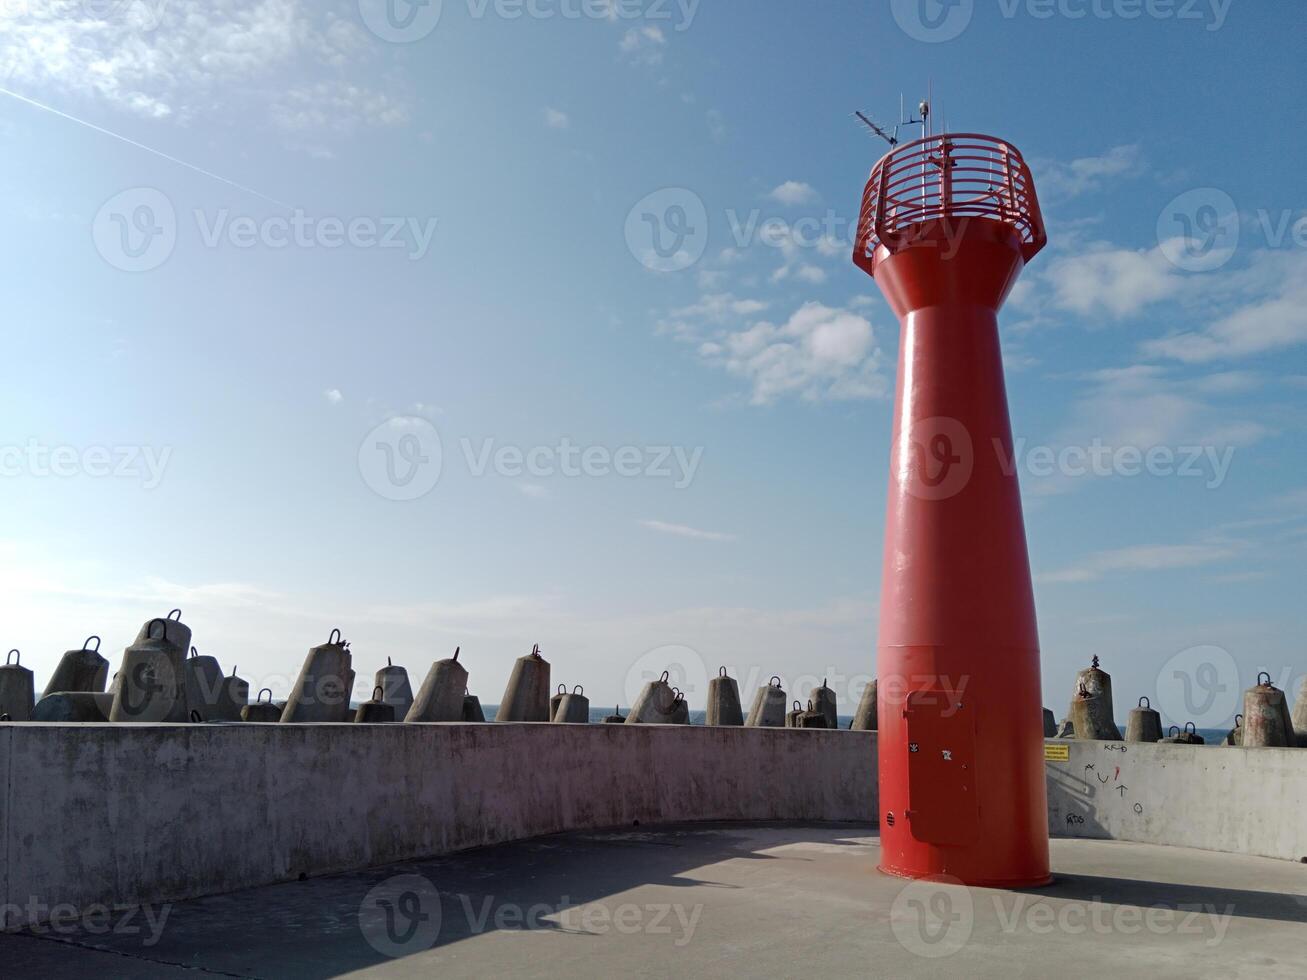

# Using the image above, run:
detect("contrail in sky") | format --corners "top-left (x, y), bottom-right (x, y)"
top-left (0, 86), bottom-right (289, 207)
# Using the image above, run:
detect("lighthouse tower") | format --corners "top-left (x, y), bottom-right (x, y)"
top-left (853, 129), bottom-right (1051, 886)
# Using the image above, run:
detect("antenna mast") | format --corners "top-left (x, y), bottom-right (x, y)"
top-left (853, 90), bottom-right (934, 147)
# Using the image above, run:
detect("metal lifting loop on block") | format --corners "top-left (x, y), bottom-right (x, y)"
top-left (1168, 726), bottom-right (1180, 738)
top-left (770, 676), bottom-right (782, 689)
top-left (1138, 696), bottom-right (1150, 709)
top-left (573, 685), bottom-right (584, 696)
top-left (146, 618), bottom-right (168, 640)
top-left (258, 688), bottom-right (273, 704)
top-left (190, 709), bottom-right (203, 723)
top-left (1258, 671), bottom-right (1272, 687)
top-left (719, 666), bottom-right (728, 678)
top-left (660, 671), bottom-right (670, 684)
top-left (168, 609), bottom-right (183, 621)
top-left (6, 649), bottom-right (18, 666)
top-left (1185, 722), bottom-right (1198, 735)
top-left (189, 646), bottom-right (198, 659)
top-left (84, 636), bottom-right (101, 652)
top-left (329, 628), bottom-right (342, 645)
top-left (1235, 714), bottom-right (1243, 728)
top-left (373, 686), bottom-right (385, 702)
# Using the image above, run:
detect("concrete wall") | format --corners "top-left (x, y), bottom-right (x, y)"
top-left (1045, 738), bottom-right (1307, 862)
top-left (0, 723), bottom-right (876, 930)
top-left (4, 726), bottom-right (1306, 930)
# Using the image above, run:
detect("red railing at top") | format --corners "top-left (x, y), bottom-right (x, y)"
top-left (853, 133), bottom-right (1047, 274)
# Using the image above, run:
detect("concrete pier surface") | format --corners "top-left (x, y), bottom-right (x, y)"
top-left (2, 824), bottom-right (1303, 979)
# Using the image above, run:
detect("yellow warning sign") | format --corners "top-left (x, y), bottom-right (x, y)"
top-left (1044, 744), bottom-right (1070, 762)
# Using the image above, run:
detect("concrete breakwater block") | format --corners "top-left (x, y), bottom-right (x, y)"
top-left (109, 615), bottom-right (190, 723)
top-left (133, 608), bottom-right (191, 657)
top-left (1243, 672), bottom-right (1296, 748)
top-left (602, 706), bottom-right (625, 723)
top-left (184, 647), bottom-right (226, 722)
top-left (32, 691), bottom-right (114, 722)
top-left (554, 686), bottom-right (590, 724)
top-left (801, 700), bottom-right (829, 729)
top-left (1125, 696), bottom-right (1163, 743)
top-left (242, 689), bottom-right (282, 723)
top-left (810, 679), bottom-right (837, 730)
top-left (1160, 722), bottom-right (1205, 745)
top-left (1225, 714), bottom-right (1244, 746)
top-left (550, 684), bottom-right (567, 722)
top-left (1068, 657), bottom-right (1122, 740)
top-left (375, 659), bottom-right (414, 722)
top-left (215, 667), bottom-right (250, 722)
top-left (705, 667), bottom-right (743, 727)
top-left (43, 636), bottom-right (109, 698)
top-left (1291, 679), bottom-right (1307, 748)
top-left (626, 672), bottom-right (679, 724)
top-left (669, 688), bottom-right (689, 725)
top-left (785, 700), bottom-right (805, 728)
top-left (495, 645), bottom-right (550, 722)
top-left (406, 647), bottom-right (468, 723)
top-left (745, 676), bottom-right (786, 727)
top-left (462, 693), bottom-right (486, 722)
top-left (0, 649), bottom-right (35, 721)
top-left (1043, 707), bottom-right (1057, 738)
top-left (355, 686), bottom-right (397, 723)
top-left (851, 680), bottom-right (877, 731)
top-left (281, 629), bottom-right (354, 723)
top-left (786, 699), bottom-right (829, 729)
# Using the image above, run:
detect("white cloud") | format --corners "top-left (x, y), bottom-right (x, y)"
top-left (1143, 253), bottom-right (1307, 362)
top-left (269, 80), bottom-right (409, 134)
top-left (0, 2), bottom-right (405, 135)
top-left (1022, 237), bottom-right (1307, 364)
top-left (542, 107), bottom-right (570, 129)
top-left (619, 24), bottom-right (666, 64)
top-left (707, 302), bottom-right (887, 405)
top-left (1042, 244), bottom-right (1182, 318)
top-left (1039, 541), bottom-right (1236, 584)
top-left (324, 388), bottom-right (343, 404)
top-left (1022, 364), bottom-right (1267, 497)
top-left (659, 293), bottom-right (770, 338)
top-left (1036, 145), bottom-right (1143, 200)
top-left (768, 181), bottom-right (818, 206)
top-left (639, 519), bottom-right (733, 542)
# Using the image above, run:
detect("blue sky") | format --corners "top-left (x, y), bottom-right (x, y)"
top-left (0, 0), bottom-right (1303, 728)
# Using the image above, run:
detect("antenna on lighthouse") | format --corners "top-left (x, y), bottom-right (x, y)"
top-left (898, 90), bottom-right (931, 141)
top-left (852, 89), bottom-right (935, 147)
top-left (852, 110), bottom-right (898, 146)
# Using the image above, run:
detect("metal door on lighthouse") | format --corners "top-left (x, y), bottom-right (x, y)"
top-left (905, 690), bottom-right (978, 845)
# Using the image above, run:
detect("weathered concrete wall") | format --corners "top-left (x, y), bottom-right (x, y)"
top-left (5, 726), bottom-right (1306, 931)
top-left (0, 724), bottom-right (876, 929)
top-left (1045, 738), bottom-right (1307, 862)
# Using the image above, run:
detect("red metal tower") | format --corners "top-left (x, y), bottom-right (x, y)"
top-left (853, 132), bottom-right (1051, 886)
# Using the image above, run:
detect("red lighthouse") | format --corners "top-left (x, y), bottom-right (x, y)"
top-left (853, 130), bottom-right (1051, 886)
